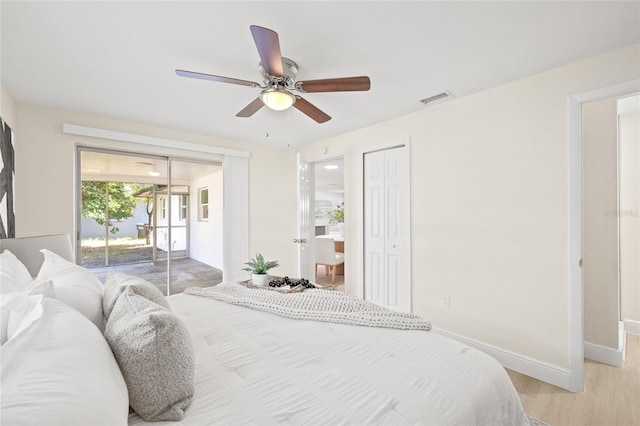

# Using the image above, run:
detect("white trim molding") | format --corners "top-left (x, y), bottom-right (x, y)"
top-left (624, 320), bottom-right (640, 335)
top-left (584, 341), bottom-right (623, 368)
top-left (63, 123), bottom-right (250, 158)
top-left (567, 94), bottom-right (584, 392)
top-left (433, 327), bottom-right (571, 391)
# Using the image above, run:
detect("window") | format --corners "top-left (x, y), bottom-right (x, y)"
top-left (179, 195), bottom-right (187, 220)
top-left (161, 197), bottom-right (166, 219)
top-left (199, 188), bottom-right (209, 221)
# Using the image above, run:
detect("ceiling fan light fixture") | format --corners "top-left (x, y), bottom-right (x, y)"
top-left (176, 26), bottom-right (368, 123)
top-left (260, 87), bottom-right (295, 111)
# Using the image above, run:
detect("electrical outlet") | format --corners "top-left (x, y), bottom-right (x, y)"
top-left (442, 295), bottom-right (451, 309)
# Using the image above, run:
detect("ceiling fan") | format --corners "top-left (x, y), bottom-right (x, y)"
top-left (175, 25), bottom-right (371, 123)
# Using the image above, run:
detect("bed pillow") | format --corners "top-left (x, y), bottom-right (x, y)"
top-left (0, 281), bottom-right (55, 345)
top-left (1, 298), bottom-right (128, 426)
top-left (21, 279), bottom-right (57, 299)
top-left (103, 272), bottom-right (170, 320)
top-left (0, 250), bottom-right (33, 294)
top-left (0, 293), bottom-right (43, 346)
top-left (37, 248), bottom-right (105, 330)
top-left (105, 286), bottom-right (194, 421)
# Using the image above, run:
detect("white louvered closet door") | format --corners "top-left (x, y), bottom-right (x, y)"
top-left (364, 145), bottom-right (411, 313)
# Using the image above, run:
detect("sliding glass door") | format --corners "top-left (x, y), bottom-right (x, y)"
top-left (77, 147), bottom-right (223, 295)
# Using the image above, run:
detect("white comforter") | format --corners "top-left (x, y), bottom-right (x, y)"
top-left (129, 294), bottom-right (529, 426)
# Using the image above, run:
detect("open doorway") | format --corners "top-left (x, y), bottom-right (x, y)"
top-left (582, 93), bottom-right (640, 365)
top-left (77, 147), bottom-right (223, 295)
top-left (313, 158), bottom-right (345, 290)
top-left (567, 80), bottom-right (639, 392)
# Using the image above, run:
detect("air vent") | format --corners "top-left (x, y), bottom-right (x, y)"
top-left (419, 90), bottom-right (454, 106)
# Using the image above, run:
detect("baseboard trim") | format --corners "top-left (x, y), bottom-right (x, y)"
top-left (624, 320), bottom-right (640, 335)
top-left (583, 341), bottom-right (623, 367)
top-left (432, 327), bottom-right (571, 391)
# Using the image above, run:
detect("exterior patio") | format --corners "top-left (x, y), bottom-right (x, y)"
top-left (86, 257), bottom-right (223, 296)
top-left (82, 240), bottom-right (343, 294)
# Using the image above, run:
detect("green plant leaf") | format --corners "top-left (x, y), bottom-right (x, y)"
top-left (242, 253), bottom-right (278, 274)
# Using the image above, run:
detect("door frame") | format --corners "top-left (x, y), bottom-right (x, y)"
top-left (66, 123), bottom-right (249, 283)
top-left (297, 154), bottom-right (346, 282)
top-left (567, 78), bottom-right (640, 392)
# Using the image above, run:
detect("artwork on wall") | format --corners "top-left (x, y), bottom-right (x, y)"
top-left (0, 117), bottom-right (15, 239)
top-left (314, 200), bottom-right (332, 223)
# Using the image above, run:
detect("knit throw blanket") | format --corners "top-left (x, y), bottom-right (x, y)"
top-left (184, 281), bottom-right (431, 331)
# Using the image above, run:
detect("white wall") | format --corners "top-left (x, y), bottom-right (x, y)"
top-left (1, 84), bottom-right (17, 129)
top-left (246, 142), bottom-right (296, 278)
top-left (298, 44), bottom-right (640, 369)
top-left (582, 97), bottom-right (619, 350)
top-left (189, 170), bottom-right (223, 269)
top-left (81, 199), bottom-right (149, 239)
top-left (619, 105), bottom-right (640, 323)
top-left (315, 190), bottom-right (343, 227)
top-left (155, 194), bottom-right (187, 252)
top-left (11, 104), bottom-right (298, 277)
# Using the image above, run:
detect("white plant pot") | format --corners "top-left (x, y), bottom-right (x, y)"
top-left (252, 274), bottom-right (268, 286)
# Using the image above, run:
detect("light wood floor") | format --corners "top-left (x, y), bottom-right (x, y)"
top-left (507, 334), bottom-right (640, 426)
top-left (314, 266), bottom-right (345, 291)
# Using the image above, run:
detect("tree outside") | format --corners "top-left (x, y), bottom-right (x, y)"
top-left (81, 181), bottom-right (154, 267)
top-left (81, 181), bottom-right (150, 234)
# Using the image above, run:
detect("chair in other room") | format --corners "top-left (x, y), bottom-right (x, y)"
top-left (315, 237), bottom-right (344, 286)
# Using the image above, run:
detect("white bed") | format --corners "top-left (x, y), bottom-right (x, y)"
top-left (1, 235), bottom-right (532, 426)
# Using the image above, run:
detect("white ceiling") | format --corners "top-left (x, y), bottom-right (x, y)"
top-left (315, 158), bottom-right (344, 193)
top-left (81, 150), bottom-right (221, 184)
top-left (2, 1), bottom-right (639, 148)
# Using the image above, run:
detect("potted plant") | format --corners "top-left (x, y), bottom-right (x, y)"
top-left (329, 202), bottom-right (344, 224)
top-left (329, 202), bottom-right (345, 235)
top-left (242, 253), bottom-right (279, 286)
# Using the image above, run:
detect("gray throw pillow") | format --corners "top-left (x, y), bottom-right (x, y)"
top-left (104, 286), bottom-right (194, 421)
top-left (103, 272), bottom-right (170, 320)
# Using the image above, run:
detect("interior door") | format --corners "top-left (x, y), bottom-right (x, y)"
top-left (364, 146), bottom-right (411, 312)
top-left (297, 154), bottom-right (315, 279)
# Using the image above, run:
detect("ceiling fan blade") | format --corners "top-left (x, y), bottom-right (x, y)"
top-left (236, 97), bottom-right (265, 117)
top-left (250, 25), bottom-right (284, 77)
top-left (293, 96), bottom-right (331, 123)
top-left (295, 76), bottom-right (371, 93)
top-left (176, 70), bottom-right (260, 88)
